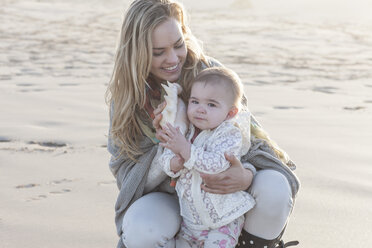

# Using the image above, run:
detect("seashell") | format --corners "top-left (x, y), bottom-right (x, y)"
top-left (160, 82), bottom-right (188, 135)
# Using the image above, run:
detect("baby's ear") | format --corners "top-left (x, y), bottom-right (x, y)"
top-left (226, 107), bottom-right (238, 120)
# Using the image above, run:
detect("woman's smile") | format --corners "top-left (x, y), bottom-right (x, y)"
top-left (163, 63), bottom-right (178, 71)
top-left (162, 62), bottom-right (180, 74)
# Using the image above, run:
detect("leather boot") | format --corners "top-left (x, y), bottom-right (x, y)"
top-left (236, 229), bottom-right (299, 248)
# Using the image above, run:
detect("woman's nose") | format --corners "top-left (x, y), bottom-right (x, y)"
top-left (165, 49), bottom-right (178, 64)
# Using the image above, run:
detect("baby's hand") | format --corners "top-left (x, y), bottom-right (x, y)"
top-left (170, 155), bottom-right (184, 173)
top-left (160, 123), bottom-right (191, 160)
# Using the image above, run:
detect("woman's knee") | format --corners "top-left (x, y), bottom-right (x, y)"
top-left (122, 192), bottom-right (181, 248)
top-left (249, 170), bottom-right (293, 220)
top-left (244, 170), bottom-right (293, 239)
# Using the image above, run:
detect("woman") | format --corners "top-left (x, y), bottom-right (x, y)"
top-left (106, 0), bottom-right (300, 247)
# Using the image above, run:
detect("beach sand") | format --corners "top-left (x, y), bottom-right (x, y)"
top-left (1, 0), bottom-right (372, 247)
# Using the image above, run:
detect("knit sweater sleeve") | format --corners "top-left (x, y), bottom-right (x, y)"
top-left (107, 103), bottom-right (158, 244)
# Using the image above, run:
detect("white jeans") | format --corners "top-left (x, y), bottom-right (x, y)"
top-left (121, 170), bottom-right (293, 248)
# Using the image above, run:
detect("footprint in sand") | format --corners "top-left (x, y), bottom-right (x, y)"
top-left (0, 137), bottom-right (12, 143)
top-left (27, 197), bottom-right (41, 202)
top-left (0, 75), bottom-right (12, 80)
top-left (50, 179), bottom-right (71, 184)
top-left (15, 183), bottom-right (40, 189)
top-left (28, 141), bottom-right (67, 148)
top-left (16, 83), bottom-right (34, 87)
top-left (21, 178), bottom-right (76, 201)
top-left (18, 89), bottom-right (45, 92)
top-left (98, 180), bottom-right (116, 186)
top-left (49, 189), bottom-right (71, 194)
top-left (26, 194), bottom-right (48, 202)
top-left (312, 86), bottom-right (338, 94)
top-left (59, 83), bottom-right (79, 87)
top-left (47, 179), bottom-right (75, 194)
top-left (253, 80), bottom-right (272, 85)
top-left (343, 106), bottom-right (366, 111)
top-left (16, 83), bottom-right (45, 93)
top-left (273, 106), bottom-right (304, 110)
top-left (26, 189), bottom-right (72, 202)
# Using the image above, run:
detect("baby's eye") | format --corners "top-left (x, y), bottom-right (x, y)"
top-left (190, 100), bottom-right (199, 104)
top-left (208, 103), bottom-right (216, 107)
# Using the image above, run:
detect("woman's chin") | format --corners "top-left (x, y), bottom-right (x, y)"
top-left (164, 73), bottom-right (181, 83)
top-left (162, 66), bottom-right (183, 82)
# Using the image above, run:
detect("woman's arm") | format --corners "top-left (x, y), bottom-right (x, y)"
top-left (200, 153), bottom-right (254, 194)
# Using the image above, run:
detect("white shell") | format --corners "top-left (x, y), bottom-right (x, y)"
top-left (160, 82), bottom-right (188, 135)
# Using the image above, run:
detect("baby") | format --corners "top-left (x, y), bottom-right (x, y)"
top-left (159, 67), bottom-right (255, 247)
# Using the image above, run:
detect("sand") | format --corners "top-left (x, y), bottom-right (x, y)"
top-left (1, 0), bottom-right (372, 247)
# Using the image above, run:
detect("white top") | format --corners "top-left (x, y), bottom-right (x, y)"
top-left (159, 116), bottom-right (255, 230)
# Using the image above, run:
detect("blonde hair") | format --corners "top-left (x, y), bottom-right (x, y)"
top-left (250, 124), bottom-right (290, 165)
top-left (190, 67), bottom-right (244, 110)
top-left (106, 0), bottom-right (208, 159)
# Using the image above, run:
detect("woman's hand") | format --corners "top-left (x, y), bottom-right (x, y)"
top-left (152, 101), bottom-right (168, 143)
top-left (200, 153), bottom-right (253, 194)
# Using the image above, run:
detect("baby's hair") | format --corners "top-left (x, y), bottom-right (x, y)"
top-left (191, 67), bottom-right (243, 110)
top-left (192, 67), bottom-right (291, 166)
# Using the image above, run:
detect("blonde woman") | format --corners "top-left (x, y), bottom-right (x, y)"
top-left (106, 0), bottom-right (300, 247)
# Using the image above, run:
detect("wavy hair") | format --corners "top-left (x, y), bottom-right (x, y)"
top-left (106, 0), bottom-right (208, 160)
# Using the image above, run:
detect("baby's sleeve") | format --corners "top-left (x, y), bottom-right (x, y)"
top-left (160, 148), bottom-right (182, 178)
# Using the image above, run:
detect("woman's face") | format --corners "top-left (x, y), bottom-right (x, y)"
top-left (150, 18), bottom-right (187, 84)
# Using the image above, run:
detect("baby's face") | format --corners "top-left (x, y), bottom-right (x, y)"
top-left (187, 81), bottom-right (234, 130)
